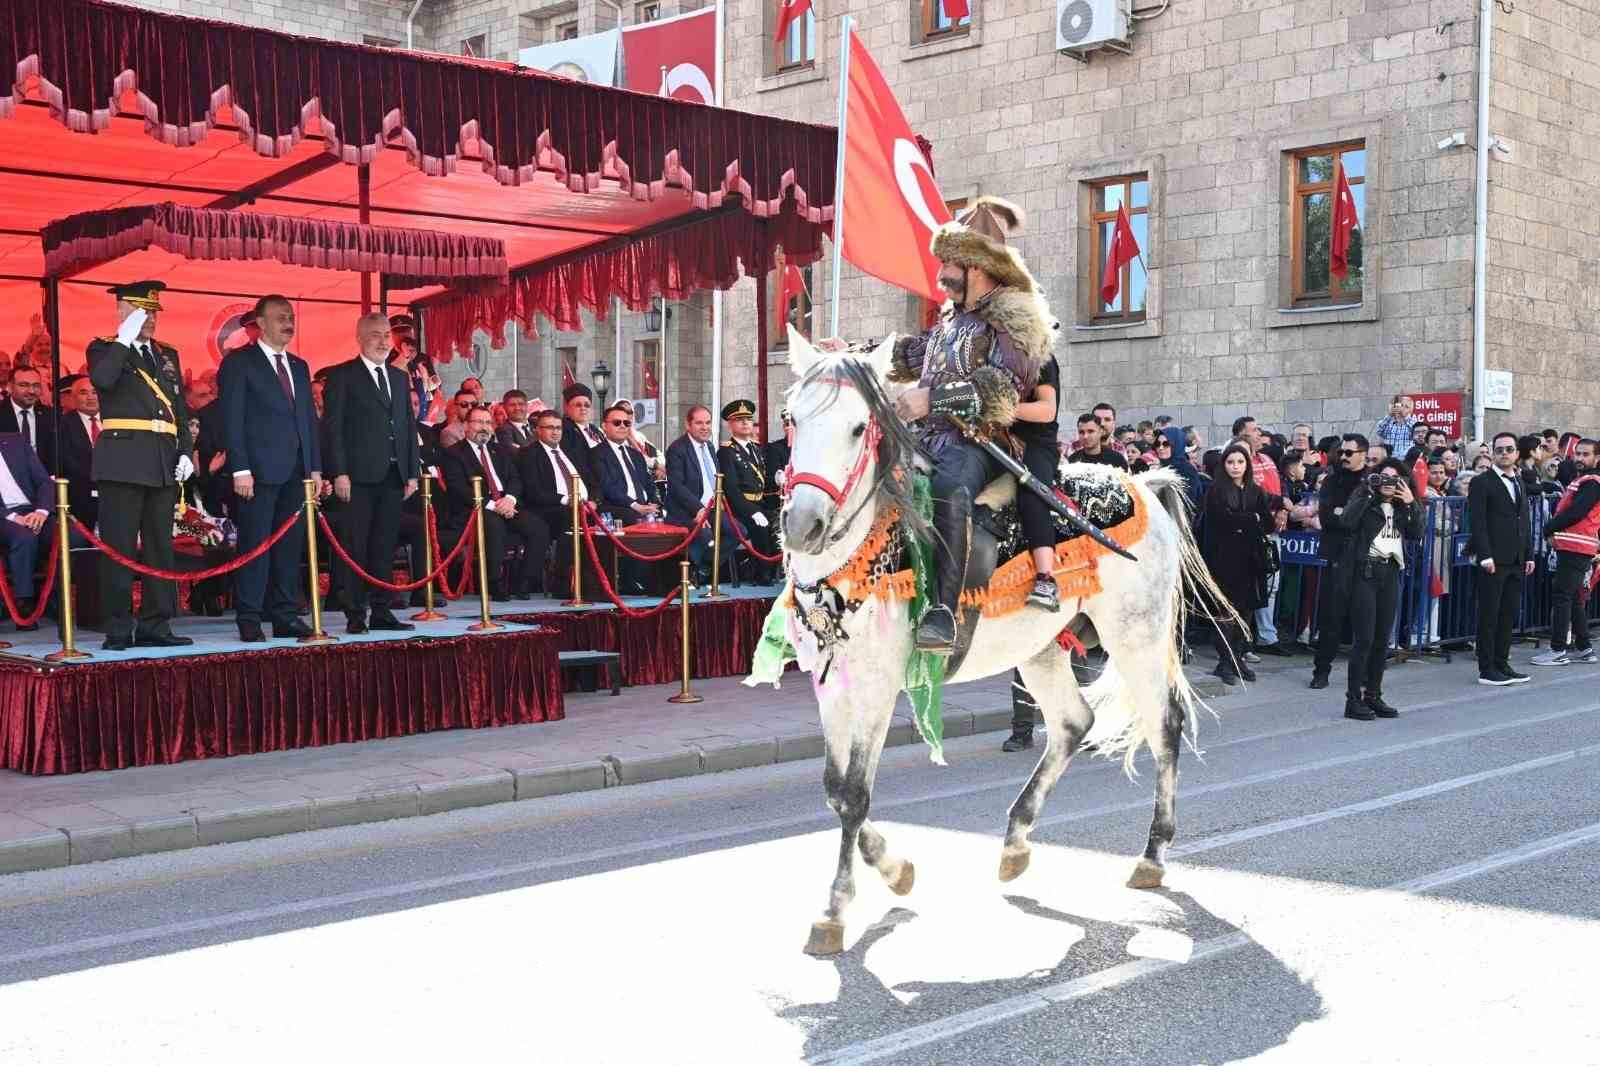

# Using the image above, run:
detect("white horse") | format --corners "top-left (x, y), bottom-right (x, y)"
top-left (760, 332), bottom-right (1224, 957)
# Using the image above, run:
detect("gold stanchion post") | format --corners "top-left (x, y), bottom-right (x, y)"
top-left (705, 472), bottom-right (728, 599)
top-left (43, 477), bottom-right (88, 661)
top-left (562, 473), bottom-right (586, 606)
top-left (411, 474), bottom-right (446, 621)
top-left (666, 561), bottom-right (702, 704)
top-left (467, 475), bottom-right (503, 632)
top-left (299, 478), bottom-right (336, 643)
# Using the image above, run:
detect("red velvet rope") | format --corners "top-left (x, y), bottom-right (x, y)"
top-left (578, 518), bottom-right (682, 619)
top-left (726, 506), bottom-right (784, 563)
top-left (0, 533), bottom-right (61, 626)
top-left (71, 510), bottom-right (302, 582)
top-left (317, 511), bottom-right (478, 592)
top-left (430, 508), bottom-right (477, 600)
top-left (580, 503), bottom-right (710, 561)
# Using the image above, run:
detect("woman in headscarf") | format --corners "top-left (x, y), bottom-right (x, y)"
top-left (1201, 442), bottom-right (1274, 684)
top-left (1157, 425), bottom-right (1203, 509)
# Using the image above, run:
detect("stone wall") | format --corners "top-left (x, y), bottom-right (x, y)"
top-left (126, 0), bottom-right (414, 45)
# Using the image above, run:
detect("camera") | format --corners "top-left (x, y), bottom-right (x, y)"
top-left (1366, 472), bottom-right (1403, 491)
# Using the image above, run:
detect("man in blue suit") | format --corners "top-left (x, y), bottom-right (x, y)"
top-left (218, 295), bottom-right (323, 642)
top-left (664, 404), bottom-right (739, 586)
top-left (0, 433), bottom-right (53, 631)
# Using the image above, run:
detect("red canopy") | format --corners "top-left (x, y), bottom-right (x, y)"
top-left (0, 0), bottom-right (836, 371)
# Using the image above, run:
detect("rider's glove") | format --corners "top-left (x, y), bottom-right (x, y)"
top-left (928, 381), bottom-right (981, 421)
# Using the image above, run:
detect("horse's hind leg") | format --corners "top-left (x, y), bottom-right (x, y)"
top-left (1000, 644), bottom-right (1094, 882)
top-left (858, 819), bottom-right (915, 896)
top-left (1128, 698), bottom-right (1183, 889)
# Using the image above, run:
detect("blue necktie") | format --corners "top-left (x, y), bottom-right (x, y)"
top-left (699, 442), bottom-right (716, 495)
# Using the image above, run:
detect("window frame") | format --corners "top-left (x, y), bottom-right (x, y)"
top-left (1085, 173), bottom-right (1150, 325)
top-left (774, 7), bottom-right (817, 74)
top-left (918, 197), bottom-right (968, 328)
top-left (1289, 140), bottom-right (1365, 308)
top-left (635, 1), bottom-right (660, 23)
top-left (770, 250), bottom-right (815, 347)
top-left (920, 0), bottom-right (972, 40)
top-left (556, 21), bottom-right (579, 40)
top-left (459, 33), bottom-right (488, 58)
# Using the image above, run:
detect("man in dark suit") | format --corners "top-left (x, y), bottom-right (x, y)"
top-left (58, 376), bottom-right (100, 529)
top-left (593, 402), bottom-right (661, 592)
top-left (718, 399), bottom-right (779, 581)
top-left (85, 281), bottom-right (194, 649)
top-left (560, 383), bottom-right (602, 490)
top-left (763, 408), bottom-right (793, 514)
top-left (398, 388), bottom-right (445, 607)
top-left (0, 433), bottom-right (55, 630)
top-left (322, 312), bottom-right (421, 634)
top-left (1469, 430), bottom-right (1535, 686)
top-left (517, 409), bottom-right (589, 594)
top-left (0, 364), bottom-right (57, 473)
top-left (665, 404), bottom-right (734, 584)
top-left (441, 405), bottom-right (547, 599)
top-left (218, 294), bottom-right (323, 642)
top-left (495, 389), bottom-right (538, 453)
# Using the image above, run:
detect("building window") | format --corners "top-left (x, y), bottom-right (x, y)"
top-left (921, 0), bottom-right (972, 40)
top-left (776, 8), bottom-right (816, 72)
top-left (460, 33), bottom-right (488, 58)
top-left (556, 21), bottom-right (579, 41)
top-left (557, 346), bottom-right (578, 392)
top-left (636, 1), bottom-right (661, 22)
top-left (771, 252), bottom-right (814, 344)
top-left (1086, 173), bottom-right (1149, 323)
top-left (1290, 141), bottom-right (1365, 306)
top-left (634, 340), bottom-right (660, 424)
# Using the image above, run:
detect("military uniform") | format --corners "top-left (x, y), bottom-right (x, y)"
top-left (717, 399), bottom-right (780, 579)
top-left (86, 282), bottom-right (194, 648)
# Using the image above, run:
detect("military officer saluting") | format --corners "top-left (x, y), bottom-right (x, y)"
top-left (717, 399), bottom-right (779, 581)
top-left (86, 281), bottom-right (194, 650)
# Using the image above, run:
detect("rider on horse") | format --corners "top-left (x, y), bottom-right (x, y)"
top-left (888, 197), bottom-right (1058, 654)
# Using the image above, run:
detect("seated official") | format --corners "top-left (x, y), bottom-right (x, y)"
top-left (516, 409), bottom-right (589, 590)
top-left (60, 376), bottom-right (101, 529)
top-left (440, 405), bottom-right (548, 600)
top-left (593, 403), bottom-right (661, 594)
top-left (0, 432), bottom-right (53, 630)
top-left (664, 404), bottom-right (741, 585)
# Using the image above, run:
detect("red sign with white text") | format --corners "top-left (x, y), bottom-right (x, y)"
top-left (621, 9), bottom-right (717, 105)
top-left (1410, 392), bottom-right (1463, 440)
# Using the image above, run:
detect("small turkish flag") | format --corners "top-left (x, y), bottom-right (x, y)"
top-left (1099, 203), bottom-right (1140, 305)
top-left (944, 0), bottom-right (971, 19)
top-left (561, 357), bottom-right (576, 391)
top-left (838, 27), bottom-right (953, 303)
top-left (774, 0), bottom-right (813, 41)
top-left (1330, 161), bottom-right (1359, 278)
top-left (780, 263), bottom-right (808, 315)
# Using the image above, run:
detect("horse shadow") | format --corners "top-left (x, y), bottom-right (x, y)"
top-left (779, 889), bottom-right (1322, 1064)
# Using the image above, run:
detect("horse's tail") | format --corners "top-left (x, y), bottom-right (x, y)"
top-left (1082, 468), bottom-right (1233, 774)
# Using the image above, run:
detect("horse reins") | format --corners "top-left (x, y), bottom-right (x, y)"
top-left (783, 417), bottom-right (885, 547)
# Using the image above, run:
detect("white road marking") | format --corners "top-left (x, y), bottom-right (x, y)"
top-left (1, 704), bottom-right (1591, 972)
top-left (806, 821), bottom-right (1600, 1065)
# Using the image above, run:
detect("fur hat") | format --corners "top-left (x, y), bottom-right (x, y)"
top-left (929, 197), bottom-right (1039, 294)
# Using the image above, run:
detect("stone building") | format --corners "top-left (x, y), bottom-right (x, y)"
top-left (123, 0), bottom-right (1598, 445)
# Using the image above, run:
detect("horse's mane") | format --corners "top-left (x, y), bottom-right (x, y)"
top-left (794, 353), bottom-right (933, 545)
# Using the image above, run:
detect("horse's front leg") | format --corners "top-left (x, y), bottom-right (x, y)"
top-left (804, 668), bottom-right (897, 957)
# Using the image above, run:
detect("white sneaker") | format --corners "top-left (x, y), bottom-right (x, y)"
top-left (1242, 651), bottom-right (1263, 664)
top-left (1531, 651), bottom-right (1570, 667)
top-left (1572, 648), bottom-right (1598, 664)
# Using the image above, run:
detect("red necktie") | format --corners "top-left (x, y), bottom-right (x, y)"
top-left (89, 414), bottom-right (100, 444)
top-left (274, 352), bottom-right (295, 403)
top-left (476, 444), bottom-right (503, 498)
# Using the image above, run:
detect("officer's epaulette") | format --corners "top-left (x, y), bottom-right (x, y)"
top-left (95, 335), bottom-right (116, 342)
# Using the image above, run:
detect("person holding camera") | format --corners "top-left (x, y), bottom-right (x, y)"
top-left (1333, 459), bottom-right (1424, 720)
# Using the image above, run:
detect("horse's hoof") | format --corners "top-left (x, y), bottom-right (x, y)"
top-left (998, 847), bottom-right (1031, 883)
top-left (803, 920), bottom-right (846, 957)
top-left (886, 859), bottom-right (916, 896)
top-left (1126, 859), bottom-right (1165, 890)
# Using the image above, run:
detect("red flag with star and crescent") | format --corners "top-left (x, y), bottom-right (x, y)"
top-left (1099, 203), bottom-right (1141, 305)
top-left (838, 26), bottom-right (952, 303)
top-left (1330, 161), bottom-right (1359, 278)
top-left (780, 262), bottom-right (808, 316)
top-left (774, 0), bottom-right (813, 41)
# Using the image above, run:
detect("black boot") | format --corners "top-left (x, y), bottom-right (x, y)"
top-left (1001, 728), bottom-right (1034, 752)
top-left (1364, 692), bottom-right (1400, 718)
top-left (915, 485), bottom-right (974, 655)
top-left (1344, 695), bottom-right (1376, 721)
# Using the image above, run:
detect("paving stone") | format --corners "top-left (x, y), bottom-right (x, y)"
top-left (775, 732), bottom-right (826, 763)
top-left (697, 738), bottom-right (778, 774)
top-left (311, 787), bottom-right (421, 830)
top-left (0, 831), bottom-right (68, 875)
top-left (417, 772), bottom-right (515, 816)
top-left (196, 800), bottom-right (313, 846)
top-left (973, 707), bottom-right (1015, 734)
top-left (510, 761), bottom-right (608, 799)
top-left (65, 825), bottom-right (136, 865)
top-left (609, 749), bottom-right (702, 786)
top-left (129, 815), bottom-right (199, 856)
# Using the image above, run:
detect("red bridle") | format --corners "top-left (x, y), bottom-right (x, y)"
top-left (784, 419), bottom-right (882, 506)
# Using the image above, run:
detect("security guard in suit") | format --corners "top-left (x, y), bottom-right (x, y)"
top-left (86, 282), bottom-right (194, 650)
top-left (717, 399), bottom-right (779, 581)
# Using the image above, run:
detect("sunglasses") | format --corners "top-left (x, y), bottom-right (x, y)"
top-left (1156, 440), bottom-right (1171, 448)
top-left (1493, 445), bottom-right (1518, 454)
top-left (1339, 449), bottom-right (1360, 457)
top-left (607, 418), bottom-right (633, 427)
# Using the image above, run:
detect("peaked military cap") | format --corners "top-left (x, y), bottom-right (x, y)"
top-left (107, 281), bottom-right (165, 310)
top-left (721, 399), bottom-right (756, 421)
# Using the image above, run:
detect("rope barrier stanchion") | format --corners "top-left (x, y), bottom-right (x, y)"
top-left (666, 561), bottom-right (703, 705)
top-left (706, 472), bottom-right (728, 600)
top-left (562, 473), bottom-right (586, 607)
top-left (411, 474), bottom-right (446, 621)
top-left (44, 477), bottom-right (89, 662)
top-left (467, 476), bottom-right (503, 632)
top-left (299, 479), bottom-right (336, 644)
top-left (728, 514), bottom-right (784, 564)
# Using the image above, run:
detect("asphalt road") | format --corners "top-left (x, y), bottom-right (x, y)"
top-left (1, 660), bottom-right (1598, 1065)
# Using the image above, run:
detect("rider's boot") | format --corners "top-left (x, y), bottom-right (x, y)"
top-left (916, 486), bottom-right (973, 654)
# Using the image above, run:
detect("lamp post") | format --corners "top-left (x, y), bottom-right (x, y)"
top-left (591, 359), bottom-right (612, 409)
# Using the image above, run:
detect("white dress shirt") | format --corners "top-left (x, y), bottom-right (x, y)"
top-left (10, 402), bottom-right (36, 452)
top-left (0, 451), bottom-right (42, 514)
top-left (359, 354), bottom-right (390, 400)
top-left (471, 441), bottom-right (515, 509)
top-left (696, 439), bottom-right (717, 505)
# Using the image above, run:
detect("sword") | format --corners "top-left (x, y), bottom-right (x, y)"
top-left (949, 416), bottom-right (1138, 562)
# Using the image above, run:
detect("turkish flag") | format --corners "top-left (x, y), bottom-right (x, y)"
top-left (774, 0), bottom-right (813, 42)
top-left (622, 8), bottom-right (717, 104)
top-left (780, 263), bottom-right (808, 315)
top-left (561, 357), bottom-right (577, 391)
top-left (839, 27), bottom-right (952, 303)
top-left (1099, 203), bottom-right (1140, 305)
top-left (944, 0), bottom-right (971, 19)
top-left (1330, 161), bottom-right (1359, 278)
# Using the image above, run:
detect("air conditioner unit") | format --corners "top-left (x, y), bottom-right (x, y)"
top-left (1055, 0), bottom-right (1132, 60)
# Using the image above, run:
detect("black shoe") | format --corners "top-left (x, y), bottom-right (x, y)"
top-left (345, 615), bottom-right (369, 635)
top-left (1212, 663), bottom-right (1239, 686)
top-left (102, 634), bottom-right (132, 651)
top-left (1309, 671), bottom-right (1329, 690)
top-left (915, 605), bottom-right (957, 653)
top-left (1498, 665), bottom-right (1530, 684)
top-left (1344, 696), bottom-right (1376, 721)
top-left (1258, 641), bottom-right (1294, 657)
top-left (238, 622), bottom-right (267, 643)
top-left (409, 590), bottom-right (429, 608)
top-left (1238, 664), bottom-right (1257, 683)
top-left (367, 613), bottom-right (415, 632)
top-left (490, 587), bottom-right (510, 603)
top-left (272, 619), bottom-right (313, 639)
top-left (1001, 730), bottom-right (1034, 752)
top-left (1026, 576), bottom-right (1060, 612)
top-left (512, 589), bottom-right (533, 601)
top-left (134, 629), bottom-right (194, 647)
top-left (1364, 694), bottom-right (1400, 718)
top-left (1477, 670), bottom-right (1512, 686)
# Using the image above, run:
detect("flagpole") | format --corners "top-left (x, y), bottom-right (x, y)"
top-left (827, 14), bottom-right (853, 339)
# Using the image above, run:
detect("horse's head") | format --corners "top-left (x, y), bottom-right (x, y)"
top-left (781, 328), bottom-right (899, 556)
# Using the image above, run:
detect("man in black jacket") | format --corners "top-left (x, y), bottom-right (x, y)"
top-left (441, 406), bottom-right (547, 600)
top-left (1310, 433), bottom-right (1368, 688)
top-left (322, 313), bottom-right (421, 633)
top-left (0, 364), bottom-right (57, 473)
top-left (1468, 431), bottom-right (1535, 685)
top-left (1533, 438), bottom-right (1600, 666)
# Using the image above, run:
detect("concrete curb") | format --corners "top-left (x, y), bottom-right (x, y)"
top-left (0, 677), bottom-right (1232, 877)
